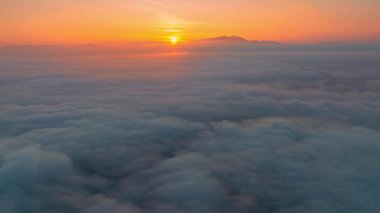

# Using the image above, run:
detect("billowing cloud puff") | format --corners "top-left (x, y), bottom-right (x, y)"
top-left (0, 44), bottom-right (379, 212)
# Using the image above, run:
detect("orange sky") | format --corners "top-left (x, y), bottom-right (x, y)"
top-left (1, 0), bottom-right (380, 45)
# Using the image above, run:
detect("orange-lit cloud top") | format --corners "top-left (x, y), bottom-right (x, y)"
top-left (1, 0), bottom-right (380, 45)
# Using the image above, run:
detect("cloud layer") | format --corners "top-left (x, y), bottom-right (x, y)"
top-left (1, 45), bottom-right (380, 213)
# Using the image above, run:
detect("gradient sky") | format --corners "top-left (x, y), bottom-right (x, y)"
top-left (1, 0), bottom-right (380, 45)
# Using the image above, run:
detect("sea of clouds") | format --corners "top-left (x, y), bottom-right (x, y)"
top-left (0, 44), bottom-right (380, 213)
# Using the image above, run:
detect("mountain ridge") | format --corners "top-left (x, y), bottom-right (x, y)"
top-left (201, 36), bottom-right (282, 46)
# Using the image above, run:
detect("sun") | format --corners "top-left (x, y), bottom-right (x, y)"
top-left (170, 36), bottom-right (178, 45)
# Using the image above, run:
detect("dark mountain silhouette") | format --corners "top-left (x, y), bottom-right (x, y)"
top-left (202, 36), bottom-right (282, 46)
top-left (204, 36), bottom-right (249, 42)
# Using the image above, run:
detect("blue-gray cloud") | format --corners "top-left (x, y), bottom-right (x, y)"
top-left (0, 45), bottom-right (380, 213)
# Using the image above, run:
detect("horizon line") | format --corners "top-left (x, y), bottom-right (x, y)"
top-left (1, 36), bottom-right (380, 49)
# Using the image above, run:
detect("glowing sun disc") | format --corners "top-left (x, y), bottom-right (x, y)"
top-left (170, 36), bottom-right (178, 44)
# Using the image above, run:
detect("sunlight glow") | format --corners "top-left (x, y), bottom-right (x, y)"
top-left (170, 36), bottom-right (178, 45)
top-left (1, 0), bottom-right (379, 45)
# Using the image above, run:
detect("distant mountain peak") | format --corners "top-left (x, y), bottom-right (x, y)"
top-left (201, 36), bottom-right (282, 46)
top-left (204, 36), bottom-right (248, 42)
